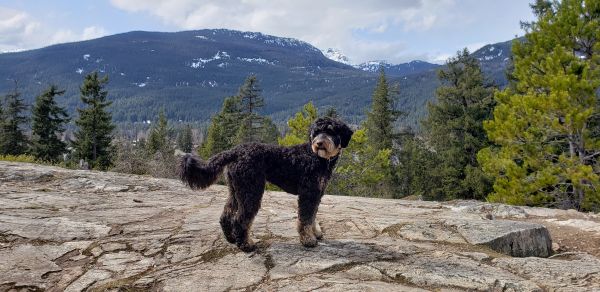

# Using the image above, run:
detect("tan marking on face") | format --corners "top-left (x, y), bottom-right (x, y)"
top-left (311, 133), bottom-right (341, 159)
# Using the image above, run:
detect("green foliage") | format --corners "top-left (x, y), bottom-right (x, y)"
top-left (0, 154), bottom-right (37, 163)
top-left (30, 85), bottom-right (70, 162)
top-left (421, 49), bottom-right (495, 200)
top-left (200, 76), bottom-right (279, 158)
top-left (1, 85), bottom-right (29, 155)
top-left (323, 106), bottom-right (339, 119)
top-left (479, 0), bottom-right (600, 211)
top-left (328, 129), bottom-right (395, 197)
top-left (238, 75), bottom-right (264, 115)
top-left (278, 102), bottom-right (317, 146)
top-left (72, 72), bottom-right (115, 170)
top-left (364, 68), bottom-right (401, 151)
top-left (395, 135), bottom-right (442, 199)
top-left (199, 96), bottom-right (243, 158)
top-left (146, 109), bottom-right (172, 154)
top-left (234, 75), bottom-right (279, 144)
top-left (177, 124), bottom-right (194, 153)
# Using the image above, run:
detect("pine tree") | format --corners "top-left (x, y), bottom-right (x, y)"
top-left (238, 75), bottom-right (264, 115)
top-left (279, 102), bottom-right (318, 146)
top-left (364, 68), bottom-right (401, 151)
top-left (177, 124), bottom-right (194, 153)
top-left (199, 96), bottom-right (242, 158)
top-left (478, 0), bottom-right (600, 211)
top-left (395, 134), bottom-right (442, 199)
top-left (328, 129), bottom-right (394, 198)
top-left (72, 72), bottom-right (115, 170)
top-left (422, 49), bottom-right (495, 200)
top-left (235, 75), bottom-right (272, 144)
top-left (31, 85), bottom-right (70, 162)
top-left (1, 84), bottom-right (29, 155)
top-left (324, 106), bottom-right (339, 119)
top-left (147, 109), bottom-right (171, 154)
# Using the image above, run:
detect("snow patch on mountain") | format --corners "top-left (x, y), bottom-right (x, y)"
top-left (356, 60), bottom-right (390, 72)
top-left (237, 57), bottom-right (276, 65)
top-left (322, 48), bottom-right (352, 65)
top-left (190, 51), bottom-right (231, 68)
top-left (475, 44), bottom-right (510, 63)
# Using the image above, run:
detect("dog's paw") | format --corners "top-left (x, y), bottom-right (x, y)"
top-left (300, 235), bottom-right (318, 248)
top-left (301, 238), bottom-right (318, 248)
top-left (224, 233), bottom-right (236, 244)
top-left (313, 222), bottom-right (323, 240)
top-left (238, 242), bottom-right (257, 253)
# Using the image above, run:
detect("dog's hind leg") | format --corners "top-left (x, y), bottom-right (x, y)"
top-left (231, 177), bottom-right (265, 252)
top-left (220, 179), bottom-right (238, 244)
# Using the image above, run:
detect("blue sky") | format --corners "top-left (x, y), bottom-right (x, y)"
top-left (0, 0), bottom-right (535, 64)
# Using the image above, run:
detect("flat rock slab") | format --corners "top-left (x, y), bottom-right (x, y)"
top-left (0, 162), bottom-right (599, 291)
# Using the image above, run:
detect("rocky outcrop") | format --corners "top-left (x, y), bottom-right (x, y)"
top-left (1, 161), bottom-right (599, 291)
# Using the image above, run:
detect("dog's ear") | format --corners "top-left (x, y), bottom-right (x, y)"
top-left (308, 122), bottom-right (316, 142)
top-left (336, 121), bottom-right (353, 148)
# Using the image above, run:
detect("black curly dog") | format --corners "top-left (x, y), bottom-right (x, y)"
top-left (179, 117), bottom-right (353, 252)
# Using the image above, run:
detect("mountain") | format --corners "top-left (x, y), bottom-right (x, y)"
top-left (322, 48), bottom-right (353, 65)
top-left (0, 29), bottom-right (376, 124)
top-left (355, 60), bottom-right (441, 78)
top-left (0, 29), bottom-right (515, 129)
top-left (471, 38), bottom-right (514, 86)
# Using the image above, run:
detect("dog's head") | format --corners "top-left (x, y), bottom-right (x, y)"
top-left (309, 117), bottom-right (353, 159)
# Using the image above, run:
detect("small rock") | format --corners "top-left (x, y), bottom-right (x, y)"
top-left (103, 185), bottom-right (129, 192)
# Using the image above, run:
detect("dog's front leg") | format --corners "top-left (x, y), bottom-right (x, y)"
top-left (297, 193), bottom-right (321, 247)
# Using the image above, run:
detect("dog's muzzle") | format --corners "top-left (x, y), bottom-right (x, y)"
top-left (311, 134), bottom-right (341, 160)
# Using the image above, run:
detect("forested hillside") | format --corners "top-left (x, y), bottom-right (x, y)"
top-left (0, 29), bottom-right (511, 127)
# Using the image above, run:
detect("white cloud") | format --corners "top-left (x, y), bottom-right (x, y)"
top-left (109, 0), bottom-right (454, 63)
top-left (82, 26), bottom-right (109, 40)
top-left (0, 6), bottom-right (108, 52)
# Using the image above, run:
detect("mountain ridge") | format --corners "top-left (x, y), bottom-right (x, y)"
top-left (0, 29), bottom-right (511, 127)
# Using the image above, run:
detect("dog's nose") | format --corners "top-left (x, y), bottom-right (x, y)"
top-left (316, 141), bottom-right (323, 147)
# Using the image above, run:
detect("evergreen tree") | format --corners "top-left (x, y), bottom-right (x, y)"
top-left (235, 75), bottom-right (272, 144)
top-left (30, 85), bottom-right (70, 162)
top-left (177, 124), bottom-right (194, 153)
top-left (396, 134), bottom-right (442, 199)
top-left (72, 72), bottom-right (115, 170)
top-left (238, 74), bottom-right (264, 114)
top-left (199, 96), bottom-right (242, 158)
top-left (364, 68), bottom-right (401, 151)
top-left (478, 0), bottom-right (600, 211)
top-left (279, 102), bottom-right (318, 146)
top-left (145, 110), bottom-right (178, 178)
top-left (324, 106), bottom-right (339, 119)
top-left (421, 49), bottom-right (495, 200)
top-left (1, 84), bottom-right (29, 155)
top-left (328, 129), bottom-right (394, 198)
top-left (147, 109), bottom-right (171, 154)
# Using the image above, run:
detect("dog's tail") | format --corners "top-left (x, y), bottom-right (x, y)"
top-left (179, 151), bottom-right (237, 190)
